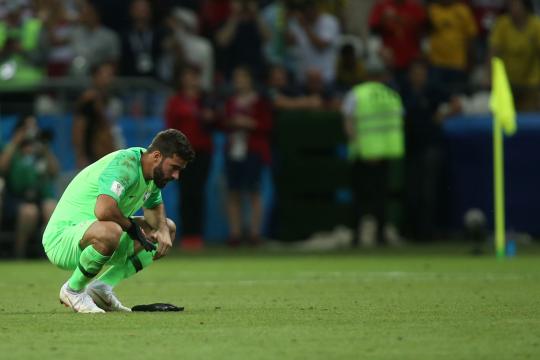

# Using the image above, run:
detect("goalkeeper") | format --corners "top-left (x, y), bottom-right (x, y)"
top-left (42, 129), bottom-right (195, 313)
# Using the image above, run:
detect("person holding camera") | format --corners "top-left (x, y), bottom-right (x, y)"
top-left (0, 115), bottom-right (59, 258)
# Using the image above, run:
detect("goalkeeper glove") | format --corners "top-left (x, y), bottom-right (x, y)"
top-left (126, 217), bottom-right (156, 251)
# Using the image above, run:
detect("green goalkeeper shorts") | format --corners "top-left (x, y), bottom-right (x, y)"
top-left (42, 219), bottom-right (135, 270)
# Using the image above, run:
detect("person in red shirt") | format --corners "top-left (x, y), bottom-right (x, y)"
top-left (369, 0), bottom-right (426, 83)
top-left (164, 65), bottom-right (217, 245)
top-left (223, 66), bottom-right (272, 246)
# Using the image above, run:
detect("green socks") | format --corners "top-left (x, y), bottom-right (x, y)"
top-left (125, 250), bottom-right (155, 279)
top-left (96, 263), bottom-right (126, 288)
top-left (68, 245), bottom-right (110, 292)
top-left (97, 250), bottom-right (155, 287)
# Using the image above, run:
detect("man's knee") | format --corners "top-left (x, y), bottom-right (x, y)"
top-left (97, 221), bottom-right (123, 246)
top-left (166, 218), bottom-right (176, 237)
top-left (84, 221), bottom-right (123, 255)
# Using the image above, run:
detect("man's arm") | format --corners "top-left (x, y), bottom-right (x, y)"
top-left (216, 7), bottom-right (240, 47)
top-left (143, 203), bottom-right (172, 259)
top-left (341, 90), bottom-right (357, 141)
top-left (343, 115), bottom-right (356, 141)
top-left (43, 145), bottom-right (60, 177)
top-left (143, 203), bottom-right (167, 230)
top-left (95, 194), bottom-right (156, 251)
top-left (0, 127), bottom-right (26, 173)
top-left (94, 194), bottom-right (132, 230)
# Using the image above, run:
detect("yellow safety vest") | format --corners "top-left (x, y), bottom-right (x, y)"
top-left (349, 82), bottom-right (405, 160)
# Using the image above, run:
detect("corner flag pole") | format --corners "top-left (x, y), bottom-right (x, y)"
top-left (493, 105), bottom-right (505, 258)
top-left (490, 57), bottom-right (517, 259)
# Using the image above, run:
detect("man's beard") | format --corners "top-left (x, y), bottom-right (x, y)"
top-left (153, 161), bottom-right (170, 189)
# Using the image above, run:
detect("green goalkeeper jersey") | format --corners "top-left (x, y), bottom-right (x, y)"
top-left (44, 147), bottom-right (162, 245)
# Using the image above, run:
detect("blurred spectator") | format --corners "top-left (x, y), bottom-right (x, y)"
top-left (341, 59), bottom-right (405, 247)
top-left (466, 0), bottom-right (505, 62)
top-left (0, 115), bottom-right (59, 258)
top-left (468, 0), bottom-right (506, 35)
top-left (40, 0), bottom-right (75, 77)
top-left (288, 0), bottom-right (340, 84)
top-left (534, 0), bottom-right (540, 13)
top-left (342, 0), bottom-right (377, 38)
top-left (199, 0), bottom-right (232, 39)
top-left (91, 0), bottom-right (131, 34)
top-left (261, 0), bottom-right (295, 72)
top-left (164, 65), bottom-right (217, 245)
top-left (427, 0), bottom-right (477, 93)
top-left (0, 0), bottom-right (29, 18)
top-left (69, 0), bottom-right (120, 76)
top-left (0, 0), bottom-right (47, 89)
top-left (490, 0), bottom-right (540, 111)
top-left (266, 64), bottom-right (321, 110)
top-left (216, 0), bottom-right (269, 81)
top-left (401, 60), bottom-right (448, 241)
top-left (316, 0), bottom-right (348, 31)
top-left (163, 7), bottom-right (214, 90)
top-left (119, 0), bottom-right (165, 78)
top-left (152, 0), bottom-right (200, 24)
top-left (368, 0), bottom-right (426, 84)
top-left (72, 62), bottom-right (120, 169)
top-left (435, 77), bottom-right (491, 119)
top-left (223, 66), bottom-right (272, 246)
top-left (155, 0), bottom-right (200, 14)
top-left (335, 42), bottom-right (365, 93)
top-left (300, 67), bottom-right (339, 110)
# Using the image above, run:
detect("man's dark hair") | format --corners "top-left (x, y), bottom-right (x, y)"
top-left (147, 129), bottom-right (195, 162)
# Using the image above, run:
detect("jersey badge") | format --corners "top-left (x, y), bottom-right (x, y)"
top-left (111, 181), bottom-right (125, 197)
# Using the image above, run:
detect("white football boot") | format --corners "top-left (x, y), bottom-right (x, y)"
top-left (86, 281), bottom-right (132, 312)
top-left (59, 282), bottom-right (105, 313)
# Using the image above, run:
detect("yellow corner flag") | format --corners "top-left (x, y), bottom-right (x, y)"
top-left (491, 57), bottom-right (517, 135)
top-left (490, 57), bottom-right (517, 259)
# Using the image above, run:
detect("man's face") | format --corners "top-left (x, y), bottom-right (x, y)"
top-left (131, 0), bottom-right (151, 23)
top-left (181, 69), bottom-right (201, 91)
top-left (94, 64), bottom-right (115, 89)
top-left (233, 68), bottom-right (252, 93)
top-left (509, 0), bottom-right (526, 19)
top-left (153, 154), bottom-right (187, 188)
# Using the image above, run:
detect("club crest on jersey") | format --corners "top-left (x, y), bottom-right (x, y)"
top-left (111, 181), bottom-right (125, 197)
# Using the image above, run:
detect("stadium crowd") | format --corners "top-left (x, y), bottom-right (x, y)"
top-left (1, 0), bottom-right (539, 257)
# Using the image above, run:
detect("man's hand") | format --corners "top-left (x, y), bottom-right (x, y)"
top-left (150, 228), bottom-right (173, 260)
top-left (127, 218), bottom-right (156, 251)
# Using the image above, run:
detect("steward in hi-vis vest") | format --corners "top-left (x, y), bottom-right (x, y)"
top-left (342, 59), bottom-right (405, 248)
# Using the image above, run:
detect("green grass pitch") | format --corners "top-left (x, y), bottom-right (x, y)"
top-left (1, 248), bottom-right (539, 359)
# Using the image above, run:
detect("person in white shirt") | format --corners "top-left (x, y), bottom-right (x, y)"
top-left (162, 7), bottom-right (214, 91)
top-left (288, 0), bottom-right (340, 85)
